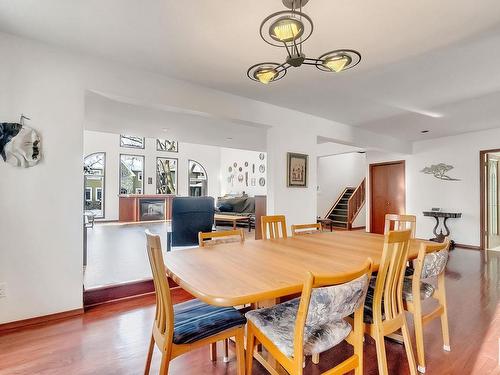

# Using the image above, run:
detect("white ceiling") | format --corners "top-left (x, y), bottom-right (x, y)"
top-left (2, 0), bottom-right (500, 141)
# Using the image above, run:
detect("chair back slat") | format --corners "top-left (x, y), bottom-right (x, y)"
top-left (384, 214), bottom-right (416, 238)
top-left (373, 229), bottom-right (411, 323)
top-left (145, 230), bottom-right (174, 342)
top-left (198, 229), bottom-right (245, 247)
top-left (291, 223), bottom-right (321, 236)
top-left (261, 215), bottom-right (287, 240)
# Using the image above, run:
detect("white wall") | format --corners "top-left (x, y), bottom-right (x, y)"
top-left (219, 148), bottom-right (267, 197)
top-left (0, 37), bottom-right (84, 323)
top-left (266, 128), bottom-right (318, 234)
top-left (84, 131), bottom-right (221, 220)
top-left (366, 127), bottom-right (500, 247)
top-left (317, 152), bottom-right (366, 227)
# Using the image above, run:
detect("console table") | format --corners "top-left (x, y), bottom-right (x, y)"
top-left (423, 211), bottom-right (462, 249)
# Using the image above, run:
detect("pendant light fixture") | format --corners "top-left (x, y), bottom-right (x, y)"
top-left (247, 0), bottom-right (361, 84)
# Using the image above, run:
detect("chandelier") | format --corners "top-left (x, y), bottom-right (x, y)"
top-left (247, 0), bottom-right (361, 84)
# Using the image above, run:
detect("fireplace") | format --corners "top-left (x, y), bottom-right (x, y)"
top-left (139, 199), bottom-right (165, 221)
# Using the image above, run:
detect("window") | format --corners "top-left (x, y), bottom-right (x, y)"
top-left (156, 157), bottom-right (177, 194)
top-left (156, 139), bottom-right (178, 152)
top-left (120, 154), bottom-right (145, 194)
top-left (120, 135), bottom-right (145, 149)
top-left (96, 187), bottom-right (103, 202)
top-left (188, 160), bottom-right (208, 196)
top-left (85, 187), bottom-right (92, 202)
top-left (84, 152), bottom-right (105, 218)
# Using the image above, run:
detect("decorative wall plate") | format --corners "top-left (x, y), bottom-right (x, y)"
top-left (244, 161), bottom-right (249, 167)
top-left (228, 166), bottom-right (232, 172)
top-left (259, 164), bottom-right (265, 173)
top-left (251, 178), bottom-right (256, 186)
top-left (238, 174), bottom-right (244, 182)
top-left (259, 153), bottom-right (265, 160)
top-left (259, 177), bottom-right (266, 186)
top-left (252, 164), bottom-right (255, 173)
top-left (233, 162), bottom-right (237, 167)
top-left (239, 167), bottom-right (243, 172)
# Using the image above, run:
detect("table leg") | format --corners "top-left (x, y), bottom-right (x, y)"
top-left (233, 220), bottom-right (236, 230)
top-left (248, 217), bottom-right (251, 232)
top-left (432, 216), bottom-right (440, 239)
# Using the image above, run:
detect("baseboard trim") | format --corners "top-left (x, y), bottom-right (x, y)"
top-left (351, 226), bottom-right (366, 231)
top-left (0, 308), bottom-right (83, 333)
top-left (83, 278), bottom-right (178, 308)
top-left (455, 243), bottom-right (481, 251)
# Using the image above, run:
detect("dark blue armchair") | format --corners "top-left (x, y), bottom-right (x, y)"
top-left (167, 196), bottom-right (215, 251)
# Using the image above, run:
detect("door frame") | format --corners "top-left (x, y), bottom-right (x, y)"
top-left (369, 160), bottom-right (406, 234)
top-left (479, 148), bottom-right (500, 250)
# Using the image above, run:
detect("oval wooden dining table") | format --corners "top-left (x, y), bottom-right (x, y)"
top-left (163, 230), bottom-right (431, 308)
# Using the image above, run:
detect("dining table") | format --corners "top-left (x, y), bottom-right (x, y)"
top-left (163, 230), bottom-right (433, 374)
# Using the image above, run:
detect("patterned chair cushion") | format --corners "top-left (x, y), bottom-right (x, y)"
top-left (362, 285), bottom-right (379, 324)
top-left (173, 299), bottom-right (246, 344)
top-left (402, 277), bottom-right (435, 301)
top-left (245, 275), bottom-right (368, 358)
top-left (421, 249), bottom-right (449, 279)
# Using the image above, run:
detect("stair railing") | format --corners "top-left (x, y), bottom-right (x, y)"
top-left (347, 178), bottom-right (366, 230)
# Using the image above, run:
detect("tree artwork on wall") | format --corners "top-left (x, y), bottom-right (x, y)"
top-left (420, 163), bottom-right (461, 181)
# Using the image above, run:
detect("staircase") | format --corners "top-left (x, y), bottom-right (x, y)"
top-left (325, 179), bottom-right (366, 230)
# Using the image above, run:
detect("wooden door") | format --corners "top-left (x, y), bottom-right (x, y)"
top-left (370, 161), bottom-right (406, 234)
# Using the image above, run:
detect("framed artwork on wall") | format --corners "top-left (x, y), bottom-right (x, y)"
top-left (120, 135), bottom-right (145, 149)
top-left (156, 139), bottom-right (178, 152)
top-left (287, 152), bottom-right (308, 188)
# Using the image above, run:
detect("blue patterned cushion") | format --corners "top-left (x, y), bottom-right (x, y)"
top-left (173, 299), bottom-right (246, 344)
top-left (245, 275), bottom-right (368, 358)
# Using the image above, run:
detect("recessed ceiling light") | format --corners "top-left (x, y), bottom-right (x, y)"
top-left (421, 130), bottom-right (429, 134)
top-left (226, 137), bottom-right (233, 140)
top-left (162, 128), bottom-right (169, 132)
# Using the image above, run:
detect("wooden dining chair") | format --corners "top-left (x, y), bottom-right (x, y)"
top-left (198, 228), bottom-right (245, 362)
top-left (261, 215), bottom-right (287, 239)
top-left (198, 229), bottom-right (245, 247)
top-left (291, 223), bottom-right (321, 236)
top-left (245, 259), bottom-right (373, 375)
top-left (403, 238), bottom-right (451, 373)
top-left (363, 229), bottom-right (418, 375)
top-left (144, 230), bottom-right (246, 375)
top-left (384, 214), bottom-right (417, 238)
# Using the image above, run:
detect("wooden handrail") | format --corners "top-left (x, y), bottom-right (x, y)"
top-left (347, 178), bottom-right (366, 229)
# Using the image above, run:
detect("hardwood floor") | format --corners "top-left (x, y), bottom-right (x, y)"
top-left (1, 248), bottom-right (500, 374)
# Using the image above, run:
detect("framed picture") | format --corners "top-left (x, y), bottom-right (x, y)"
top-left (120, 135), bottom-right (145, 149)
top-left (287, 152), bottom-right (308, 188)
top-left (156, 139), bottom-right (178, 152)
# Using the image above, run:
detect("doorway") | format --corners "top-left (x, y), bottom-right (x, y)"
top-left (370, 160), bottom-right (406, 234)
top-left (480, 149), bottom-right (500, 250)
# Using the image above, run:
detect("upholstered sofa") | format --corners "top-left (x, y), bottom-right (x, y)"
top-left (216, 196), bottom-right (255, 228)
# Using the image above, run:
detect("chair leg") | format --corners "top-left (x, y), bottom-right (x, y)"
top-left (210, 342), bottom-right (217, 362)
top-left (312, 353), bottom-right (320, 364)
top-left (353, 333), bottom-right (364, 375)
top-left (437, 280), bottom-right (451, 351)
top-left (413, 313), bottom-right (426, 373)
top-left (159, 353), bottom-right (170, 375)
top-left (144, 334), bottom-right (155, 375)
top-left (246, 325), bottom-right (256, 375)
top-left (401, 319), bottom-right (418, 375)
top-left (223, 338), bottom-right (230, 363)
top-left (235, 330), bottom-right (246, 375)
top-left (374, 332), bottom-right (389, 375)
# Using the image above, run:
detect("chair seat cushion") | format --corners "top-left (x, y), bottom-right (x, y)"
top-left (246, 298), bottom-right (352, 358)
top-left (402, 277), bottom-right (435, 301)
top-left (173, 299), bottom-right (246, 344)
